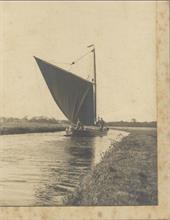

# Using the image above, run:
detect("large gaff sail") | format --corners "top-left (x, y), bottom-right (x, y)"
top-left (34, 57), bottom-right (94, 125)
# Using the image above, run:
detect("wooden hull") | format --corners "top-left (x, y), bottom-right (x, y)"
top-left (65, 127), bottom-right (109, 137)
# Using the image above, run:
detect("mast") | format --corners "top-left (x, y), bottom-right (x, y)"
top-left (93, 46), bottom-right (97, 123)
top-left (87, 44), bottom-right (97, 123)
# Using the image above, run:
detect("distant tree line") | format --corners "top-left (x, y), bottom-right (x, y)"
top-left (0, 117), bottom-right (156, 127)
top-left (0, 116), bottom-right (69, 125)
top-left (107, 121), bottom-right (157, 127)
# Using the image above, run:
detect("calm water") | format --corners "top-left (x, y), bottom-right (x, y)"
top-left (0, 130), bottom-right (127, 206)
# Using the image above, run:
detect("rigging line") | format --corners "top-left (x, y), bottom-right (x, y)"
top-left (71, 50), bottom-right (92, 65)
top-left (68, 50), bottom-right (93, 72)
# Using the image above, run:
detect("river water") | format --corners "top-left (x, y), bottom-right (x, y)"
top-left (0, 130), bottom-right (128, 206)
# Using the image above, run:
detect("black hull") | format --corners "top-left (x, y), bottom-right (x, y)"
top-left (65, 127), bottom-right (109, 137)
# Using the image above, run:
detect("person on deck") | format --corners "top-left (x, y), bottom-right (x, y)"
top-left (100, 118), bottom-right (105, 131)
top-left (76, 118), bottom-right (84, 130)
top-left (96, 116), bottom-right (100, 126)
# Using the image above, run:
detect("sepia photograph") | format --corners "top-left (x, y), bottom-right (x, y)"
top-left (0, 1), bottom-right (169, 218)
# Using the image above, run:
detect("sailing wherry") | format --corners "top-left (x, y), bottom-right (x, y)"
top-left (34, 45), bottom-right (108, 137)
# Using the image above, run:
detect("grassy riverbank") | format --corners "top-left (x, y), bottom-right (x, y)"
top-left (0, 121), bottom-right (66, 135)
top-left (64, 128), bottom-right (157, 205)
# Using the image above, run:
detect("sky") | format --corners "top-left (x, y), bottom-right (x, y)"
top-left (0, 1), bottom-right (156, 122)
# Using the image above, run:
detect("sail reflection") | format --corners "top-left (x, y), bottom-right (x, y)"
top-left (34, 136), bottom-right (95, 205)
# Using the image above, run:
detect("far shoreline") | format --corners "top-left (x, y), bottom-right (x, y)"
top-left (0, 128), bottom-right (65, 136)
top-left (0, 123), bottom-right (156, 136)
top-left (0, 121), bottom-right (66, 136)
top-left (0, 125), bottom-right (156, 136)
top-left (0, 118), bottom-right (156, 136)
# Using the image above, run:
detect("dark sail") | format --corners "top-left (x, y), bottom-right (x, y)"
top-left (34, 57), bottom-right (94, 125)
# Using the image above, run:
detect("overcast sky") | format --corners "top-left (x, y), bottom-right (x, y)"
top-left (0, 1), bottom-right (156, 121)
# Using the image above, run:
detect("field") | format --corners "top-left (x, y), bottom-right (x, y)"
top-left (64, 128), bottom-right (157, 205)
top-left (0, 121), bottom-right (66, 135)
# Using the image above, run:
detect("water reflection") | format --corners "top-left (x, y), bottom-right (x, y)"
top-left (0, 130), bottom-right (127, 206)
top-left (34, 136), bottom-right (95, 205)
